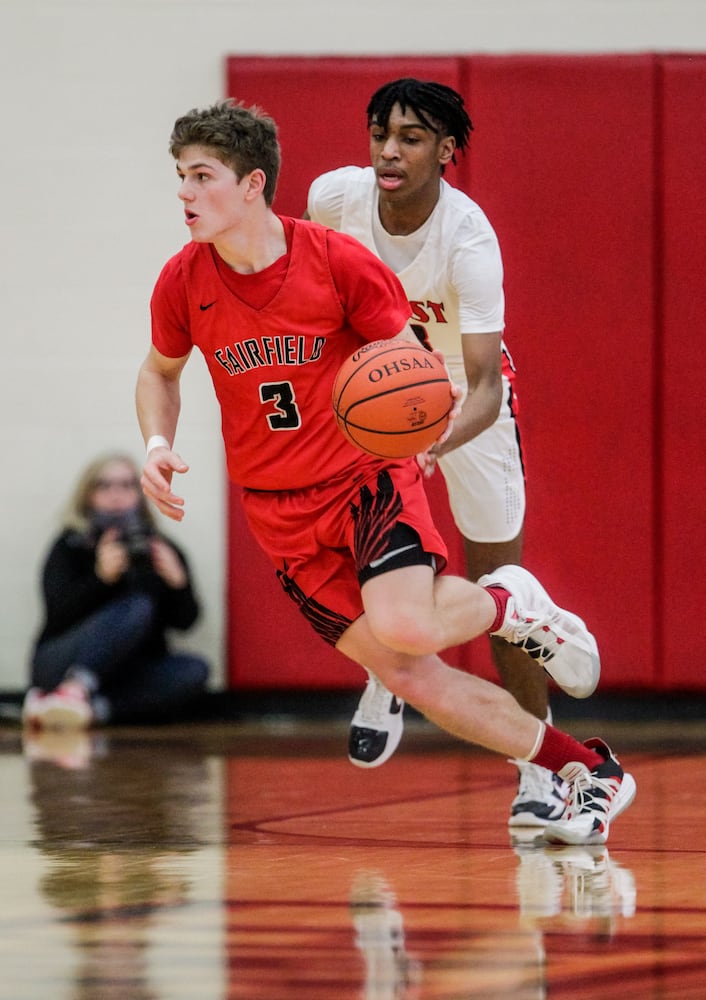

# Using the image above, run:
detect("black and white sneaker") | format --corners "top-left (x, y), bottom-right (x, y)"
top-left (508, 759), bottom-right (568, 828)
top-left (348, 671), bottom-right (404, 768)
top-left (544, 738), bottom-right (637, 846)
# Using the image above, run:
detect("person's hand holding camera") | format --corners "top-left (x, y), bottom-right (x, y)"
top-left (149, 537), bottom-right (188, 589)
top-left (95, 527), bottom-right (131, 584)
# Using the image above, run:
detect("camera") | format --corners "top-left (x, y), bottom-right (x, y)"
top-left (91, 509), bottom-right (154, 564)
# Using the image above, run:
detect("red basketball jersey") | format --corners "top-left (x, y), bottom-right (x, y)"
top-left (150, 218), bottom-right (411, 489)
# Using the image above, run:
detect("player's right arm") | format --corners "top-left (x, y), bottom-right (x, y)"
top-left (136, 345), bottom-right (191, 521)
top-left (392, 326), bottom-right (462, 456)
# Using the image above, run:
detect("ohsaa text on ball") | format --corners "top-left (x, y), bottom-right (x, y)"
top-left (365, 354), bottom-right (436, 384)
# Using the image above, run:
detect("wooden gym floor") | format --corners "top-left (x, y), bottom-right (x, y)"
top-left (1, 706), bottom-right (705, 999)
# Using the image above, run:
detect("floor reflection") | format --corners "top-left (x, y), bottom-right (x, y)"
top-left (2, 726), bottom-right (705, 999)
top-left (224, 848), bottom-right (639, 998)
top-left (19, 728), bottom-right (222, 1000)
top-left (513, 835), bottom-right (636, 931)
top-left (350, 870), bottom-right (421, 999)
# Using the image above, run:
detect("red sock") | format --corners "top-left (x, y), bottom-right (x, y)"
top-left (485, 586), bottom-right (511, 632)
top-left (531, 724), bottom-right (603, 774)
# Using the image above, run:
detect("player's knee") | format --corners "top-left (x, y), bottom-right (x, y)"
top-left (371, 656), bottom-right (441, 708)
top-left (368, 608), bottom-right (438, 657)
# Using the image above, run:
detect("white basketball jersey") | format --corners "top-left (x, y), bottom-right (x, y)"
top-left (307, 165), bottom-right (506, 367)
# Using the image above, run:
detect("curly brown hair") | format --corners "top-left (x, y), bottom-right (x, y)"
top-left (169, 99), bottom-right (281, 206)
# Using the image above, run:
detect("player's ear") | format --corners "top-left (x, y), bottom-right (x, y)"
top-left (439, 136), bottom-right (456, 167)
top-left (244, 168), bottom-right (267, 201)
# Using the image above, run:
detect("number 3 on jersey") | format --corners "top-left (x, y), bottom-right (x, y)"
top-left (259, 381), bottom-right (302, 430)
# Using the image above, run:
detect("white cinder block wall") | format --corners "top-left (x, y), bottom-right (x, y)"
top-left (0, 0), bottom-right (703, 690)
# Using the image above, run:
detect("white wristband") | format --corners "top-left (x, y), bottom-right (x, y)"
top-left (146, 435), bottom-right (170, 454)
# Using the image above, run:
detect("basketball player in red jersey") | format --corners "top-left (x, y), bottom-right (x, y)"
top-left (136, 100), bottom-right (635, 846)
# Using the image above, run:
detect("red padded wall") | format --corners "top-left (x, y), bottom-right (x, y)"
top-left (465, 55), bottom-right (657, 688)
top-left (659, 55), bottom-right (706, 687)
top-left (224, 53), bottom-right (705, 692)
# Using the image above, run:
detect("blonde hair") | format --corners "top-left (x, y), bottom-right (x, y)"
top-left (62, 453), bottom-right (155, 535)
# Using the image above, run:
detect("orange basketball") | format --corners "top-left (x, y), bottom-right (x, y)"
top-left (332, 340), bottom-right (453, 458)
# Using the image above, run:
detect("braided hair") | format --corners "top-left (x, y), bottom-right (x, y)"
top-left (366, 78), bottom-right (473, 165)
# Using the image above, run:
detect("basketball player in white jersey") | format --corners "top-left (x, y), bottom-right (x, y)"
top-left (307, 78), bottom-right (567, 829)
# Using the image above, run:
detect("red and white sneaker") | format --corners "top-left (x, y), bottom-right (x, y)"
top-left (479, 564), bottom-right (600, 699)
top-left (544, 738), bottom-right (636, 846)
top-left (22, 684), bottom-right (93, 730)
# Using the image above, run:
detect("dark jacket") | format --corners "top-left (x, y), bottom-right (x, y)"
top-left (34, 527), bottom-right (200, 657)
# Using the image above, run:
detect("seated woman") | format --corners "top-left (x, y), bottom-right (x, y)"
top-left (23, 452), bottom-right (210, 728)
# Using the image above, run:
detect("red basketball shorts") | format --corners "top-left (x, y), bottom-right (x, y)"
top-left (240, 457), bottom-right (448, 646)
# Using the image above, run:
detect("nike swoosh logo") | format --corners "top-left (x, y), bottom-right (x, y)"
top-left (368, 543), bottom-right (417, 569)
top-left (200, 301), bottom-right (216, 311)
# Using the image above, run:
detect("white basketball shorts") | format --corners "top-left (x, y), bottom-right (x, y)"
top-left (437, 373), bottom-right (526, 543)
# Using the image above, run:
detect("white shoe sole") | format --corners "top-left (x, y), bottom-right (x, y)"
top-left (509, 810), bottom-right (566, 829)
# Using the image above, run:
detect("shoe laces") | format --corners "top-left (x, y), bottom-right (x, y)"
top-left (509, 606), bottom-right (554, 641)
top-left (513, 600), bottom-right (592, 647)
top-left (566, 769), bottom-right (618, 819)
top-left (503, 602), bottom-right (567, 667)
top-left (358, 674), bottom-right (397, 728)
